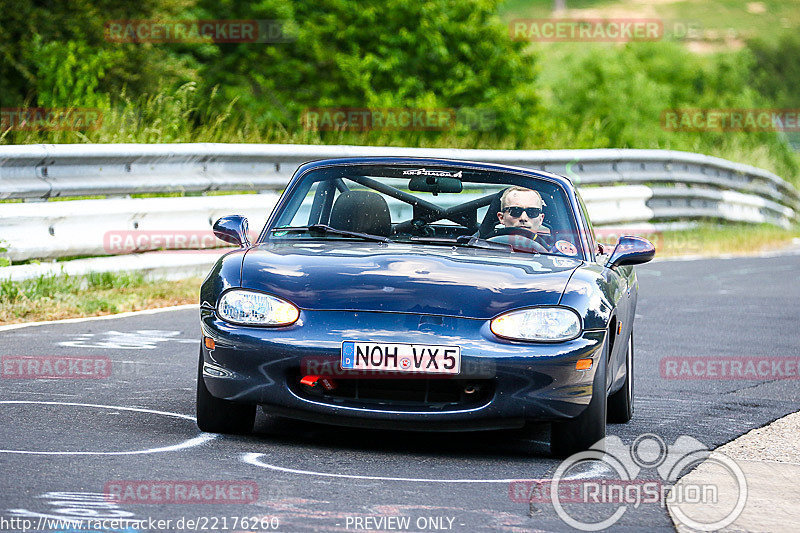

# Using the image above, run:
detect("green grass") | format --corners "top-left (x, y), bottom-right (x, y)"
top-left (0, 242), bottom-right (9, 267)
top-left (643, 222), bottom-right (800, 257)
top-left (1, 191), bottom-right (260, 204)
top-left (2, 86), bottom-right (795, 190)
top-left (499, 0), bottom-right (800, 43)
top-left (0, 271), bottom-right (200, 325)
top-left (501, 0), bottom-right (607, 18)
top-left (655, 0), bottom-right (800, 44)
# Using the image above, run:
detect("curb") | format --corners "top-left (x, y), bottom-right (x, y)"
top-left (668, 410), bottom-right (800, 532)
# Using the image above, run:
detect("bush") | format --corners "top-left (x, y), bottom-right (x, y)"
top-left (1, 2), bottom-right (797, 185)
top-left (188, 0), bottom-right (546, 142)
top-left (538, 41), bottom-right (799, 182)
top-left (0, 0), bottom-right (193, 106)
top-left (746, 33), bottom-right (800, 108)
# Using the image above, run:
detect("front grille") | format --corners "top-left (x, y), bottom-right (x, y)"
top-left (291, 376), bottom-right (494, 411)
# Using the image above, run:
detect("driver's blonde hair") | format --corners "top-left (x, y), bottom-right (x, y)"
top-left (500, 186), bottom-right (545, 209)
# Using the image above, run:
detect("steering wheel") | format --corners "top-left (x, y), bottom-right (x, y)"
top-left (486, 227), bottom-right (549, 253)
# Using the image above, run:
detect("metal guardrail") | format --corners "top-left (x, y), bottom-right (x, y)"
top-left (0, 194), bottom-right (276, 261)
top-left (0, 188), bottom-right (649, 261)
top-left (1, 143), bottom-right (798, 206)
top-left (0, 143), bottom-right (798, 269)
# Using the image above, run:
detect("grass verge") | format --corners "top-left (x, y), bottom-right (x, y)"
top-left (499, 0), bottom-right (800, 43)
top-left (650, 223), bottom-right (800, 257)
top-left (0, 271), bottom-right (200, 326)
top-left (1, 223), bottom-right (798, 324)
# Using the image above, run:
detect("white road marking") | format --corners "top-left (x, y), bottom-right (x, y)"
top-left (58, 329), bottom-right (196, 350)
top-left (0, 401), bottom-right (216, 455)
top-left (242, 452), bottom-right (601, 483)
top-left (548, 461), bottom-right (614, 480)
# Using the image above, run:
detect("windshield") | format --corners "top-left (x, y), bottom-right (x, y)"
top-left (265, 163), bottom-right (584, 259)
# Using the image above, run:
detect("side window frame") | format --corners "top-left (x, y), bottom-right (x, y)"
top-left (575, 191), bottom-right (598, 261)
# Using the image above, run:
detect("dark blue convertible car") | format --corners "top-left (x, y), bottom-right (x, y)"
top-left (197, 157), bottom-right (654, 455)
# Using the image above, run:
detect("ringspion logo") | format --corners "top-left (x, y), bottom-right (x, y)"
top-left (510, 434), bottom-right (747, 531)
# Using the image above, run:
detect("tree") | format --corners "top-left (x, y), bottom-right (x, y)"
top-left (189, 0), bottom-right (546, 140)
top-left (0, 0), bottom-right (192, 107)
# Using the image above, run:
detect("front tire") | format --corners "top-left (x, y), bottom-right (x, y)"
top-left (607, 331), bottom-right (634, 424)
top-left (550, 340), bottom-right (607, 457)
top-left (196, 348), bottom-right (255, 434)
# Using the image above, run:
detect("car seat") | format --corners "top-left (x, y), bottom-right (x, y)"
top-left (329, 190), bottom-right (392, 237)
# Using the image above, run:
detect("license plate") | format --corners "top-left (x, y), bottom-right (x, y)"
top-left (341, 341), bottom-right (461, 375)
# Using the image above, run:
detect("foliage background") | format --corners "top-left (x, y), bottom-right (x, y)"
top-left (1, 0), bottom-right (799, 185)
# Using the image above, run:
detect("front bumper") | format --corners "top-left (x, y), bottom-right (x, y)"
top-left (200, 308), bottom-right (606, 431)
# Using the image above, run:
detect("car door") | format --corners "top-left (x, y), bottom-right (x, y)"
top-left (575, 192), bottom-right (631, 391)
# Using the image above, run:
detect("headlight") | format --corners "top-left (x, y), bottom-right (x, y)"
top-left (490, 307), bottom-right (581, 342)
top-left (217, 290), bottom-right (299, 326)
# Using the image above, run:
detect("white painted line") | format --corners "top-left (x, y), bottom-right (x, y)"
top-left (0, 401), bottom-right (216, 455)
top-left (0, 434), bottom-right (217, 456)
top-left (547, 461), bottom-right (614, 480)
top-left (242, 452), bottom-right (598, 484)
top-left (0, 304), bottom-right (198, 332)
top-left (654, 246), bottom-right (800, 263)
top-left (243, 452), bottom-right (524, 483)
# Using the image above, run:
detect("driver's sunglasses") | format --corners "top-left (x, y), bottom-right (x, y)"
top-left (502, 206), bottom-right (543, 218)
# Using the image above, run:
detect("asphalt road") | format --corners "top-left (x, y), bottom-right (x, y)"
top-left (1, 253), bottom-right (798, 532)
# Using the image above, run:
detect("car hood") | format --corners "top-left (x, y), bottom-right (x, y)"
top-left (240, 242), bottom-right (581, 319)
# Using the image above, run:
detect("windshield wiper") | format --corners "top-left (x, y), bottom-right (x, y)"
top-left (270, 224), bottom-right (391, 243)
top-left (398, 235), bottom-right (513, 252)
top-left (455, 235), bottom-right (515, 252)
top-left (458, 236), bottom-right (571, 257)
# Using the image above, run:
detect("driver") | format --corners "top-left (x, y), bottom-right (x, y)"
top-left (484, 186), bottom-right (578, 257)
top-left (497, 186), bottom-right (547, 234)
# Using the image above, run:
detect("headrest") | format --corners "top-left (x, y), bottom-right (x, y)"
top-left (329, 191), bottom-right (392, 237)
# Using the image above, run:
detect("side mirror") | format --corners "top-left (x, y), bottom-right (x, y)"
top-left (605, 235), bottom-right (655, 268)
top-left (213, 215), bottom-right (250, 247)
